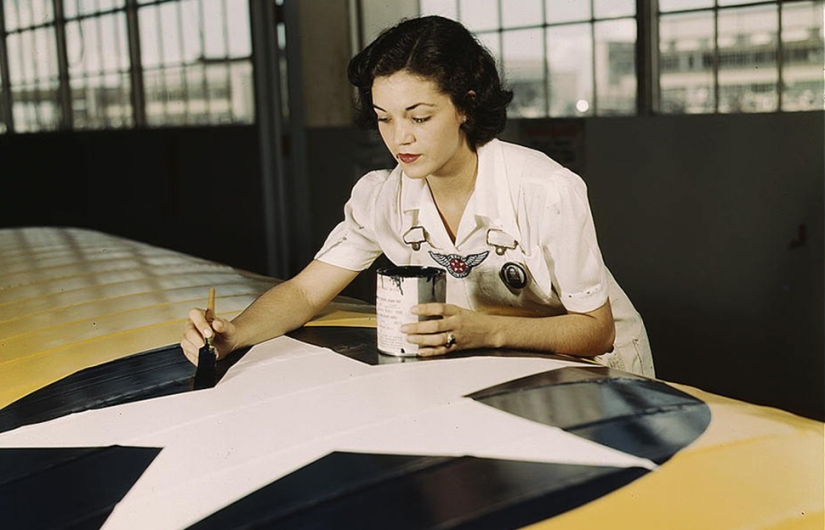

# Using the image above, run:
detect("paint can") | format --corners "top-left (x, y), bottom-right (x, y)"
top-left (376, 266), bottom-right (447, 356)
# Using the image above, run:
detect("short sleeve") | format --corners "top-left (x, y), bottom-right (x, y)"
top-left (540, 169), bottom-right (610, 314)
top-left (314, 171), bottom-right (386, 271)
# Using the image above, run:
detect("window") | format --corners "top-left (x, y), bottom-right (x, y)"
top-left (65, 0), bottom-right (133, 129)
top-left (0, 0), bottom-right (254, 133)
top-left (421, 0), bottom-right (637, 117)
top-left (421, 0), bottom-right (638, 117)
top-left (659, 0), bottom-right (824, 113)
top-left (420, 0), bottom-right (823, 116)
top-left (138, 0), bottom-right (254, 126)
top-left (3, 0), bottom-right (62, 132)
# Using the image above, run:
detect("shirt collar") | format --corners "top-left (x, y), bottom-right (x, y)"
top-left (468, 139), bottom-right (521, 241)
top-left (399, 139), bottom-right (521, 245)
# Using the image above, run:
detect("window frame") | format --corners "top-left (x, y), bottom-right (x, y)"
top-left (0, 0), bottom-right (257, 134)
top-left (418, 0), bottom-right (823, 117)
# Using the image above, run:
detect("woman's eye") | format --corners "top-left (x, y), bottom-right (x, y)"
top-left (376, 116), bottom-right (390, 123)
top-left (412, 117), bottom-right (430, 124)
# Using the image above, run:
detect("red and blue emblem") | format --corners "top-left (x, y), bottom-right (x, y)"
top-left (428, 250), bottom-right (489, 278)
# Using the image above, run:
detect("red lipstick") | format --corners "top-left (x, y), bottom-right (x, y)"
top-left (397, 154), bottom-right (421, 164)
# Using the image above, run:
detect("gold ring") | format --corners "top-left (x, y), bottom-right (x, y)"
top-left (445, 332), bottom-right (456, 348)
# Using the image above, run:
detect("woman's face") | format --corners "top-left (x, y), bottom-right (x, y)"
top-left (372, 70), bottom-right (472, 180)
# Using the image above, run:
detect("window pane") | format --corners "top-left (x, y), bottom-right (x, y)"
top-left (594, 18), bottom-right (636, 115)
top-left (6, 0), bottom-right (54, 29)
top-left (203, 0), bottom-right (228, 58)
top-left (70, 0), bottom-right (125, 16)
top-left (503, 28), bottom-right (545, 117)
top-left (206, 63), bottom-right (231, 123)
top-left (31, 0), bottom-right (54, 25)
top-left (139, 6), bottom-right (161, 68)
top-left (659, 0), bottom-right (714, 11)
top-left (180, 0), bottom-right (203, 63)
top-left (477, 31), bottom-right (500, 58)
top-left (594, 0), bottom-right (634, 18)
top-left (229, 61), bottom-right (254, 123)
top-left (548, 24), bottom-right (593, 116)
top-left (4, 1), bottom-right (18, 31)
top-left (99, 14), bottom-right (127, 71)
top-left (226, 0), bottom-right (251, 57)
top-left (67, 14), bottom-right (132, 129)
top-left (545, 0), bottom-right (590, 24)
top-left (420, 0), bottom-right (458, 19)
top-left (459, 0), bottom-right (499, 32)
top-left (139, 0), bottom-right (254, 127)
top-left (144, 68), bottom-right (166, 125)
top-left (5, 15), bottom-right (61, 132)
top-left (163, 66), bottom-right (186, 125)
top-left (660, 11), bottom-right (715, 113)
top-left (718, 5), bottom-right (778, 113)
top-left (782, 0), bottom-right (824, 111)
top-left (160, 2), bottom-right (184, 65)
top-left (502, 0), bottom-right (542, 28)
top-left (718, 0), bottom-right (763, 6)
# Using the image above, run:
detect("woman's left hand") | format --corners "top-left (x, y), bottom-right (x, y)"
top-left (401, 303), bottom-right (496, 357)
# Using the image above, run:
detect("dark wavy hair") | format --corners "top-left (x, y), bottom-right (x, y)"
top-left (348, 15), bottom-right (513, 149)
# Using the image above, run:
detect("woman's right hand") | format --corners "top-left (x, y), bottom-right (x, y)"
top-left (180, 308), bottom-right (239, 365)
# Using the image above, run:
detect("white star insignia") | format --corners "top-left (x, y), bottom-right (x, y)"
top-left (0, 336), bottom-right (656, 530)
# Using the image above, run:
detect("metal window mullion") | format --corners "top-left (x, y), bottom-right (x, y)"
top-left (638, 0), bottom-right (660, 115)
top-left (110, 5), bottom-right (129, 126)
top-left (34, 27), bottom-right (46, 128)
top-left (221, 0), bottom-right (233, 122)
top-left (13, 2), bottom-right (31, 130)
top-left (777, 0), bottom-right (784, 110)
top-left (541, 1), bottom-right (549, 117)
top-left (198, 0), bottom-right (209, 120)
top-left (54, 0), bottom-right (73, 129)
top-left (125, 0), bottom-right (146, 127)
top-left (590, 0), bottom-right (598, 115)
top-left (0, 2), bottom-right (15, 132)
top-left (95, 11), bottom-right (111, 127)
top-left (175, 0), bottom-right (189, 123)
top-left (155, 5), bottom-right (168, 123)
top-left (713, 4), bottom-right (720, 113)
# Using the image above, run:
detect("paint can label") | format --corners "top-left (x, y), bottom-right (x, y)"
top-left (376, 266), bottom-right (446, 356)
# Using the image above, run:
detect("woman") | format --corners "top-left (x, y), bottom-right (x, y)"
top-left (181, 15), bottom-right (655, 377)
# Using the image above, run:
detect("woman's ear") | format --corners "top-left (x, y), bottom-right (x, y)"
top-left (460, 91), bottom-right (476, 124)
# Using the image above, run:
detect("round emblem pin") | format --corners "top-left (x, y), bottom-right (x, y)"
top-left (500, 262), bottom-right (528, 289)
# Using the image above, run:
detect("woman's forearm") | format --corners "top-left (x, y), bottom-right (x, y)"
top-left (231, 260), bottom-right (361, 349)
top-left (483, 302), bottom-right (616, 357)
top-left (230, 281), bottom-right (319, 349)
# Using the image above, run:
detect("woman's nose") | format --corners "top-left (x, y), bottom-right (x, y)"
top-left (394, 122), bottom-right (413, 145)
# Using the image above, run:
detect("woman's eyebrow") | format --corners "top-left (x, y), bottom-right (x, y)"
top-left (373, 102), bottom-right (437, 112)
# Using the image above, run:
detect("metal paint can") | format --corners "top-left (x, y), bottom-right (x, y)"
top-left (376, 266), bottom-right (447, 356)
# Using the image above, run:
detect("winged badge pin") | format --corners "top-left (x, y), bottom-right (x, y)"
top-left (428, 250), bottom-right (489, 278)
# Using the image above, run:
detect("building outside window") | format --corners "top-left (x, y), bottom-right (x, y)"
top-left (138, 0), bottom-right (254, 126)
top-left (65, 0), bottom-right (133, 129)
top-left (420, 0), bottom-right (638, 117)
top-left (3, 0), bottom-right (62, 132)
top-left (0, 0), bottom-right (821, 134)
top-left (421, 0), bottom-right (823, 116)
top-left (0, 0), bottom-right (255, 133)
top-left (660, 0), bottom-right (824, 114)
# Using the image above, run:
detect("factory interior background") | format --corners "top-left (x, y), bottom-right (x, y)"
top-left (0, 0), bottom-right (822, 420)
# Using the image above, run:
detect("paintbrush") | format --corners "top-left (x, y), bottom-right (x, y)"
top-left (193, 288), bottom-right (217, 390)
